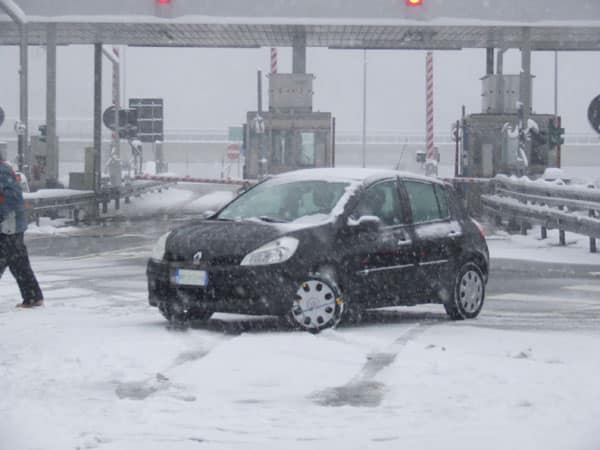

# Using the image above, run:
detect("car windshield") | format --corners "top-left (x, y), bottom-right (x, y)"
top-left (217, 179), bottom-right (350, 223)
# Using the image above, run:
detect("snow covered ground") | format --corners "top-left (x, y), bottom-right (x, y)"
top-left (1, 253), bottom-right (599, 450)
top-left (2, 175), bottom-right (600, 450)
top-left (2, 217), bottom-right (600, 449)
top-left (487, 225), bottom-right (600, 265)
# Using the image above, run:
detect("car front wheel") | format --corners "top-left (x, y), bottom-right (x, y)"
top-left (287, 275), bottom-right (344, 333)
top-left (444, 262), bottom-right (485, 320)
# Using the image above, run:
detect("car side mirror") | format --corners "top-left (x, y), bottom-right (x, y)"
top-left (201, 210), bottom-right (215, 219)
top-left (347, 215), bottom-right (382, 233)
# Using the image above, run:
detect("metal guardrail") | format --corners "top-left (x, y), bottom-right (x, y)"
top-left (482, 175), bottom-right (600, 253)
top-left (24, 180), bottom-right (173, 225)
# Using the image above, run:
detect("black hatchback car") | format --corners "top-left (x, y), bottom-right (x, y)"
top-left (147, 168), bottom-right (489, 332)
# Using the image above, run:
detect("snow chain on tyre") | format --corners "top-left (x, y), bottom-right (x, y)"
top-left (288, 273), bottom-right (344, 333)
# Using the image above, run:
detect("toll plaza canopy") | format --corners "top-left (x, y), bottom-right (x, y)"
top-left (1, 0), bottom-right (600, 50)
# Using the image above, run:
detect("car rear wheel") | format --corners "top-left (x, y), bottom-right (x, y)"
top-left (444, 262), bottom-right (485, 320)
top-left (287, 275), bottom-right (344, 333)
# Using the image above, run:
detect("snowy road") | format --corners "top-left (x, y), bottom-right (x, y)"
top-left (1, 228), bottom-right (600, 450)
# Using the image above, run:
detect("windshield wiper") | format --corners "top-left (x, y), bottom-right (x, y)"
top-left (257, 216), bottom-right (287, 223)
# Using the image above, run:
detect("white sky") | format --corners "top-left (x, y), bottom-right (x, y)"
top-left (0, 45), bottom-right (598, 133)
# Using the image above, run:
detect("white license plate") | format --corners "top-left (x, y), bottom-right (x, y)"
top-left (174, 269), bottom-right (208, 287)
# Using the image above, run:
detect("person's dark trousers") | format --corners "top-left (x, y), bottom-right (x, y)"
top-left (0, 232), bottom-right (43, 303)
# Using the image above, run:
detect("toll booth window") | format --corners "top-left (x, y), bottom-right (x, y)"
top-left (299, 132), bottom-right (315, 166)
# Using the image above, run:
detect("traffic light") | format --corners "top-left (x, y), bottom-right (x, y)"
top-left (548, 118), bottom-right (565, 146)
top-left (406, 0), bottom-right (423, 5)
top-left (155, 0), bottom-right (174, 18)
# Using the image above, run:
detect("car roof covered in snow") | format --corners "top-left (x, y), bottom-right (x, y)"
top-left (271, 168), bottom-right (445, 186)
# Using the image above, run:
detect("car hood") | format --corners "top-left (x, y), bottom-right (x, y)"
top-left (165, 219), bottom-right (298, 264)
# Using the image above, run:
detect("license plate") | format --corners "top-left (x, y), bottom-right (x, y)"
top-left (174, 269), bottom-right (208, 287)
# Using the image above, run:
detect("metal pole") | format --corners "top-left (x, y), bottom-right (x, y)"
top-left (0, 0), bottom-right (27, 24)
top-left (454, 120), bottom-right (460, 177)
top-left (102, 46), bottom-right (122, 187)
top-left (520, 29), bottom-right (532, 126)
top-left (362, 49), bottom-right (367, 168)
top-left (332, 117), bottom-right (336, 167)
top-left (121, 46), bottom-right (127, 106)
top-left (18, 22), bottom-right (28, 173)
top-left (46, 23), bottom-right (57, 183)
top-left (93, 44), bottom-right (102, 198)
top-left (486, 47), bottom-right (494, 75)
top-left (257, 70), bottom-right (265, 178)
top-left (257, 70), bottom-right (262, 114)
top-left (554, 51), bottom-right (558, 117)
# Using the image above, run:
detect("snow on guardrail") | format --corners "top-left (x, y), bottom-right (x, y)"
top-left (482, 174), bottom-right (600, 253)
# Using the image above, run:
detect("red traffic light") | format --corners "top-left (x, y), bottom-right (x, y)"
top-left (156, 0), bottom-right (171, 4)
top-left (406, 0), bottom-right (423, 5)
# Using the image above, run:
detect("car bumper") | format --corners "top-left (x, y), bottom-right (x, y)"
top-left (146, 258), bottom-right (298, 316)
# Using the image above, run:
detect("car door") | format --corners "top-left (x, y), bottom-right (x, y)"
top-left (339, 178), bottom-right (418, 307)
top-left (400, 179), bottom-right (464, 300)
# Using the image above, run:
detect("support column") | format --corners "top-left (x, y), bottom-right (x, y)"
top-left (46, 23), bottom-right (57, 183)
top-left (362, 50), bottom-right (367, 168)
top-left (18, 23), bottom-right (28, 173)
top-left (292, 33), bottom-right (306, 74)
top-left (93, 43), bottom-right (102, 198)
top-left (486, 47), bottom-right (494, 75)
top-left (520, 28), bottom-right (532, 125)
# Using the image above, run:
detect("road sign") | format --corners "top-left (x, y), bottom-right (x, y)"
top-left (228, 126), bottom-right (243, 142)
top-left (129, 98), bottom-right (163, 143)
top-left (102, 106), bottom-right (138, 138)
top-left (226, 143), bottom-right (241, 160)
top-left (587, 95), bottom-right (600, 134)
top-left (0, 107), bottom-right (4, 127)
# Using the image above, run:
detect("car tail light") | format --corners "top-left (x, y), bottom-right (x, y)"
top-left (471, 219), bottom-right (485, 240)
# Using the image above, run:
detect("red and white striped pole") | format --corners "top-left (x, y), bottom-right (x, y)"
top-left (425, 51), bottom-right (435, 162)
top-left (270, 47), bottom-right (278, 74)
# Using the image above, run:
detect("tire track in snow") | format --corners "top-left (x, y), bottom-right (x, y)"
top-left (309, 322), bottom-right (435, 407)
top-left (113, 334), bottom-right (233, 402)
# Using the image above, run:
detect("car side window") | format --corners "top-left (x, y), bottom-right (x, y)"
top-left (434, 184), bottom-right (450, 218)
top-left (351, 180), bottom-right (404, 226)
top-left (404, 180), bottom-right (449, 223)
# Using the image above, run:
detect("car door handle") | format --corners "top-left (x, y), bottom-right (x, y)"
top-left (447, 230), bottom-right (461, 237)
top-left (397, 237), bottom-right (412, 246)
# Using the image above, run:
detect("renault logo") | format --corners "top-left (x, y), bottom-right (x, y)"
top-left (192, 251), bottom-right (203, 265)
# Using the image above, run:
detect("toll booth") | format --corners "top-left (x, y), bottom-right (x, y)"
top-left (458, 74), bottom-right (561, 178)
top-left (243, 73), bottom-right (334, 179)
top-left (26, 126), bottom-right (60, 190)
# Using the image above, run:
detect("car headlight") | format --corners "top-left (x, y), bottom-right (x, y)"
top-left (151, 232), bottom-right (170, 261)
top-left (240, 237), bottom-right (299, 266)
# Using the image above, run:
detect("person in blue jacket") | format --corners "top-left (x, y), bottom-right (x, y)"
top-left (0, 150), bottom-right (43, 308)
